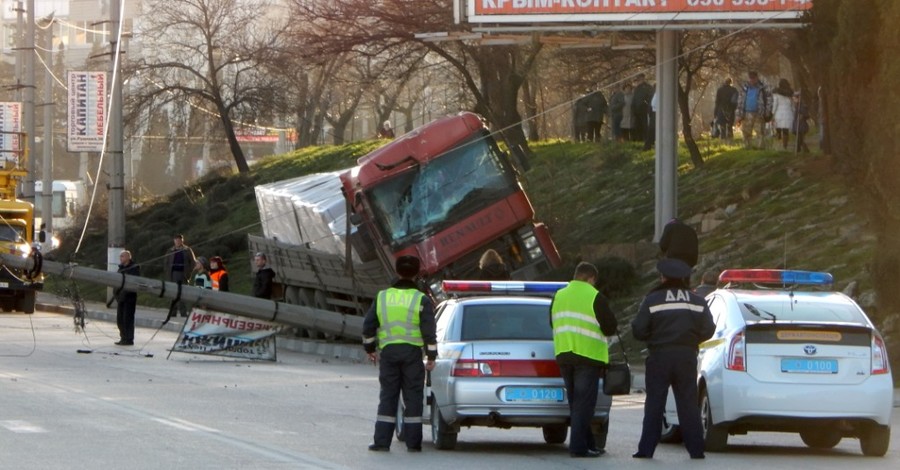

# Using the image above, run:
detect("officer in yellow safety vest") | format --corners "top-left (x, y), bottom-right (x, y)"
top-left (550, 261), bottom-right (619, 458)
top-left (362, 255), bottom-right (437, 452)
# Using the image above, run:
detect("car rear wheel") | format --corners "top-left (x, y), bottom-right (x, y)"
top-left (395, 399), bottom-right (407, 442)
top-left (660, 415), bottom-right (683, 444)
top-left (859, 424), bottom-right (890, 457)
top-left (700, 389), bottom-right (728, 452)
top-left (431, 401), bottom-right (458, 450)
top-left (542, 424), bottom-right (567, 444)
top-left (800, 428), bottom-right (841, 449)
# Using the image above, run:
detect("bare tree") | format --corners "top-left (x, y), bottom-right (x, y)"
top-left (130, 0), bottom-right (285, 173)
top-left (676, 30), bottom-right (761, 168)
top-left (287, 0), bottom-right (543, 155)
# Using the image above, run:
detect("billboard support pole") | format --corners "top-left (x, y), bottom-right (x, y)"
top-left (654, 29), bottom-right (679, 242)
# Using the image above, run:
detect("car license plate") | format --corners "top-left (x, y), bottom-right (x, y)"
top-left (781, 358), bottom-right (838, 374)
top-left (503, 387), bottom-right (565, 403)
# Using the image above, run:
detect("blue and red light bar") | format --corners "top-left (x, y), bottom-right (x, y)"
top-left (442, 280), bottom-right (568, 294)
top-left (719, 269), bottom-right (833, 286)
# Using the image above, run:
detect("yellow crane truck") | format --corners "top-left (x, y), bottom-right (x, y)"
top-left (0, 158), bottom-right (42, 313)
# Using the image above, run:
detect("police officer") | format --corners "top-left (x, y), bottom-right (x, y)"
top-left (631, 258), bottom-right (715, 459)
top-left (550, 262), bottom-right (618, 458)
top-left (363, 255), bottom-right (437, 452)
top-left (659, 217), bottom-right (699, 268)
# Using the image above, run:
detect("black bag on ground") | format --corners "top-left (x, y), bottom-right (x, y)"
top-left (603, 332), bottom-right (632, 396)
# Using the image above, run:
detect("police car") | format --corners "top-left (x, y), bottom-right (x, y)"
top-left (662, 269), bottom-right (893, 456)
top-left (397, 280), bottom-right (613, 450)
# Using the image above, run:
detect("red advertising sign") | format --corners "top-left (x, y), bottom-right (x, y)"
top-left (468, 0), bottom-right (812, 22)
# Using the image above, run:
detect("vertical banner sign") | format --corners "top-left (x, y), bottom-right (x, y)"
top-left (0, 102), bottom-right (22, 164)
top-left (172, 308), bottom-right (283, 361)
top-left (67, 71), bottom-right (107, 152)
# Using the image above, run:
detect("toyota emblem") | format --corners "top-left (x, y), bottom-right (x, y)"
top-left (803, 345), bottom-right (817, 355)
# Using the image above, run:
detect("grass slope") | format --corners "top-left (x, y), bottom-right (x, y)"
top-left (51, 138), bottom-right (874, 317)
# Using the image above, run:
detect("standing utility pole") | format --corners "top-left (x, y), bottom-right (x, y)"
top-left (108, 0), bottom-right (126, 252)
top-left (24, 0), bottom-right (35, 205)
top-left (14, 2), bottom-right (23, 103)
top-left (41, 15), bottom-right (54, 238)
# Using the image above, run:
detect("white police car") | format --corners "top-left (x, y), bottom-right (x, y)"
top-left (398, 280), bottom-right (613, 450)
top-left (662, 269), bottom-right (893, 456)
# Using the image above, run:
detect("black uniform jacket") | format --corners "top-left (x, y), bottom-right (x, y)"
top-left (632, 281), bottom-right (715, 352)
top-left (362, 279), bottom-right (437, 360)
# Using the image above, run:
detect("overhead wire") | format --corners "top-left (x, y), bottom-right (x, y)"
top-left (18, 5), bottom-right (809, 347)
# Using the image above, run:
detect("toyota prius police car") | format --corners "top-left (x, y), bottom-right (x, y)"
top-left (662, 269), bottom-right (893, 456)
top-left (395, 280), bottom-right (614, 450)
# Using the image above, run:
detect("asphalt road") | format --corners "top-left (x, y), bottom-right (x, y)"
top-left (1, 309), bottom-right (898, 470)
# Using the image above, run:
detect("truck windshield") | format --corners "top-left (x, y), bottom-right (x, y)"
top-left (367, 135), bottom-right (517, 247)
top-left (0, 224), bottom-right (24, 243)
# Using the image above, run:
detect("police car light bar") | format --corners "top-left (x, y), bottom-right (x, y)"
top-left (719, 269), bottom-right (833, 286)
top-left (442, 280), bottom-right (569, 294)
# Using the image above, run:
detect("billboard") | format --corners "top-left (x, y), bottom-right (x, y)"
top-left (0, 102), bottom-right (22, 164)
top-left (67, 71), bottom-right (107, 153)
top-left (466, 0), bottom-right (813, 23)
top-left (172, 308), bottom-right (283, 361)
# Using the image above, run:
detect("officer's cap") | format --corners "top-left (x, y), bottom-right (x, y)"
top-left (657, 258), bottom-right (692, 279)
top-left (395, 255), bottom-right (421, 278)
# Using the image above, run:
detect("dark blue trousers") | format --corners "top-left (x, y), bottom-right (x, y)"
top-left (637, 348), bottom-right (705, 457)
top-left (373, 344), bottom-right (425, 449)
top-left (559, 362), bottom-right (602, 454)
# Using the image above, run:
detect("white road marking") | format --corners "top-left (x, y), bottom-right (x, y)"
top-left (152, 417), bottom-right (221, 433)
top-left (0, 420), bottom-right (48, 433)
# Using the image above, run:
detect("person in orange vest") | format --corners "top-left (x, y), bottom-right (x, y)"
top-left (209, 256), bottom-right (229, 292)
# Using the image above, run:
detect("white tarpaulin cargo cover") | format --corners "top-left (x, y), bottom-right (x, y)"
top-left (255, 171), bottom-right (357, 258)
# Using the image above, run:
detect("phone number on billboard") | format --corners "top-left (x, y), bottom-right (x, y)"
top-left (687, 0), bottom-right (809, 6)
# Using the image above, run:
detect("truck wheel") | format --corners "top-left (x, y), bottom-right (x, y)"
top-left (701, 389), bottom-right (728, 452)
top-left (19, 292), bottom-right (36, 314)
top-left (542, 424), bottom-right (567, 444)
top-left (859, 424), bottom-right (890, 457)
top-left (283, 286), bottom-right (300, 304)
top-left (431, 401), bottom-right (458, 450)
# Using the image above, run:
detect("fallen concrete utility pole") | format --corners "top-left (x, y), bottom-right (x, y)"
top-left (1, 253), bottom-right (363, 339)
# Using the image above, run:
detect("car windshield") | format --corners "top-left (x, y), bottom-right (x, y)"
top-left (366, 134), bottom-right (517, 248)
top-left (460, 303), bottom-right (552, 341)
top-left (739, 300), bottom-right (868, 325)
